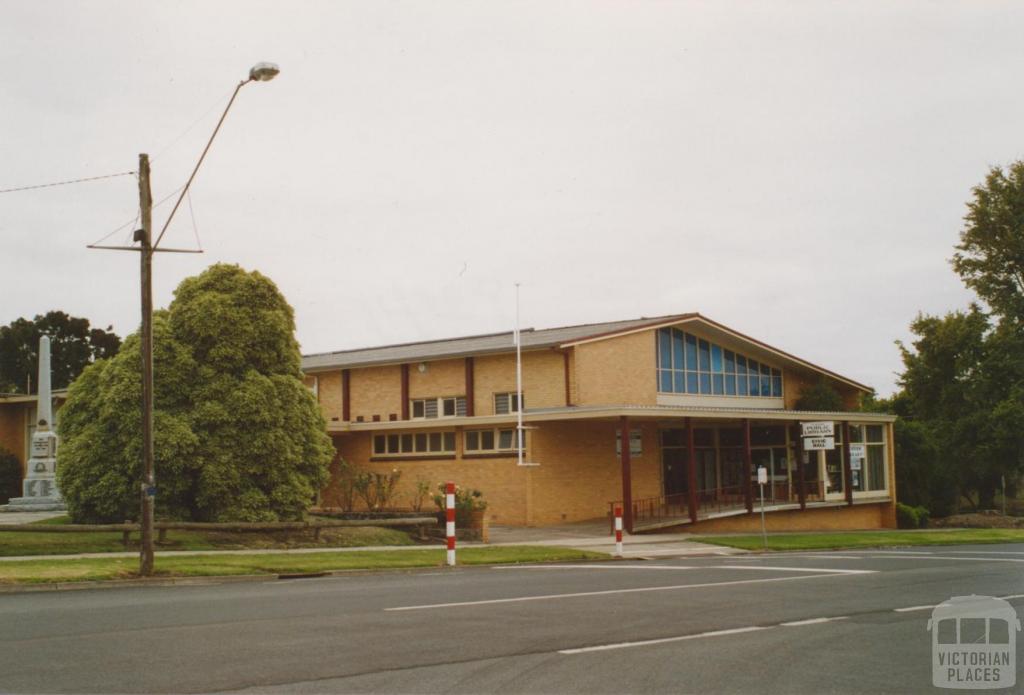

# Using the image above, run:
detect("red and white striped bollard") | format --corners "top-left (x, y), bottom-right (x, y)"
top-left (445, 481), bottom-right (456, 566)
top-left (614, 505), bottom-right (623, 557)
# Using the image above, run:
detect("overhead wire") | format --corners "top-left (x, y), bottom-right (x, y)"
top-left (88, 182), bottom-right (187, 248)
top-left (0, 170), bottom-right (135, 195)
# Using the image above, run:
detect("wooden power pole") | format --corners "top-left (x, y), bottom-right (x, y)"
top-left (136, 153), bottom-right (155, 576)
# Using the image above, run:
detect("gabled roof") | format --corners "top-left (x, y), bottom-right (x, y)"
top-left (301, 314), bottom-right (694, 372)
top-left (300, 312), bottom-right (872, 393)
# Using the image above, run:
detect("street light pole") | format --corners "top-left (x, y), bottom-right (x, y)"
top-left (136, 153), bottom-right (155, 576)
top-left (89, 63), bottom-right (279, 576)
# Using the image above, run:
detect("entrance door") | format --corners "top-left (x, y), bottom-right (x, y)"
top-left (662, 448), bottom-right (688, 498)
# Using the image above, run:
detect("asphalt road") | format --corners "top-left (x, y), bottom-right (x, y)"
top-left (3, 543), bottom-right (1024, 694)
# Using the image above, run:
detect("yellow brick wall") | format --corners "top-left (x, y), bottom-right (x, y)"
top-left (315, 371), bottom-right (345, 423)
top-left (320, 418), bottom-right (661, 526)
top-left (0, 404), bottom-right (26, 475)
top-left (322, 431), bottom-right (531, 525)
top-left (682, 501), bottom-right (895, 533)
top-left (574, 330), bottom-right (657, 406)
top-left (529, 418), bottom-right (661, 525)
top-left (349, 365), bottom-right (402, 422)
top-left (473, 350), bottom-right (566, 415)
top-left (409, 358), bottom-right (465, 400)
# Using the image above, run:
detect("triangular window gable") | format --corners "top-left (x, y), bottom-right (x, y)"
top-left (656, 327), bottom-right (782, 398)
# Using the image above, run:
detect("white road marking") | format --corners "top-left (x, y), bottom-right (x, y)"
top-left (866, 554), bottom-right (1024, 563)
top-left (929, 550), bottom-right (1024, 556)
top-left (718, 565), bottom-right (875, 575)
top-left (493, 564), bottom-right (696, 571)
top-left (780, 616), bottom-right (848, 626)
top-left (999, 594), bottom-right (1024, 600)
top-left (558, 626), bottom-right (769, 654)
top-left (894, 605), bottom-right (935, 612)
top-left (385, 573), bottom-right (854, 611)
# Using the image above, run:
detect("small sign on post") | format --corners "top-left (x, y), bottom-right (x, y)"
top-left (757, 465), bottom-right (768, 549)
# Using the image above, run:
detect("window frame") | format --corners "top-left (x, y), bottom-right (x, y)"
top-left (464, 427), bottom-right (522, 454)
top-left (409, 396), bottom-right (467, 420)
top-left (372, 430), bottom-right (457, 457)
top-left (655, 327), bottom-right (784, 399)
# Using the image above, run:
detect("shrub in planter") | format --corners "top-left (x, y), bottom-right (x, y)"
top-left (896, 502), bottom-right (919, 529)
top-left (433, 483), bottom-right (487, 527)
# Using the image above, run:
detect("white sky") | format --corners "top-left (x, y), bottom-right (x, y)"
top-left (3, 1), bottom-right (1021, 396)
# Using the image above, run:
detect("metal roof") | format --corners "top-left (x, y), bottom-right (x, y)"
top-left (302, 314), bottom-right (694, 371)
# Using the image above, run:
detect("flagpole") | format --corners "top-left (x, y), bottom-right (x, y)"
top-left (515, 282), bottom-right (524, 466)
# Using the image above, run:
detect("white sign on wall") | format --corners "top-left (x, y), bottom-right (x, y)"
top-left (804, 436), bottom-right (835, 451)
top-left (801, 421), bottom-right (834, 438)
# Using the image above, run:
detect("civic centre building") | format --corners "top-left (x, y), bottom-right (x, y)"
top-left (302, 313), bottom-right (898, 532)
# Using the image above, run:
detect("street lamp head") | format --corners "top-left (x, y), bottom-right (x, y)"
top-left (249, 62), bottom-right (280, 82)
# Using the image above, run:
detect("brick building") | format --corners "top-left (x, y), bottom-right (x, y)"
top-left (303, 313), bottom-right (897, 532)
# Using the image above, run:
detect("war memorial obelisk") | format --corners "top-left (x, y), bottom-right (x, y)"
top-left (3, 336), bottom-right (66, 511)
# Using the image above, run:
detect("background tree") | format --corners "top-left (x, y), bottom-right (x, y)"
top-left (794, 377), bottom-right (844, 412)
top-left (952, 159), bottom-right (1024, 325)
top-left (0, 311), bottom-right (120, 393)
top-left (57, 264), bottom-right (334, 523)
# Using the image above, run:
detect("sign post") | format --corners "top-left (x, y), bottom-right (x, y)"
top-left (757, 465), bottom-right (768, 550)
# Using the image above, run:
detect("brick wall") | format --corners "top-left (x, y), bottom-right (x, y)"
top-left (574, 331), bottom-right (657, 406)
top-left (409, 358), bottom-right (464, 399)
top-left (320, 418), bottom-right (661, 527)
top-left (315, 371), bottom-right (344, 423)
top-left (349, 365), bottom-right (402, 422)
top-left (682, 501), bottom-right (896, 533)
top-left (472, 350), bottom-right (566, 415)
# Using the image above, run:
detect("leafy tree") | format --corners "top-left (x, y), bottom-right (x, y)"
top-left (0, 311), bottom-right (120, 393)
top-left (57, 264), bottom-right (334, 523)
top-left (953, 159), bottom-right (1024, 325)
top-left (794, 378), bottom-right (844, 412)
top-left (897, 308), bottom-right (1024, 510)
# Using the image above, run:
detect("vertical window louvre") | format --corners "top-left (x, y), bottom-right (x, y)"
top-left (495, 393), bottom-right (509, 414)
top-left (455, 397), bottom-right (467, 416)
top-left (424, 400), bottom-right (438, 418)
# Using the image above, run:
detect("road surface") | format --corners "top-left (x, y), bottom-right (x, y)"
top-left (3, 543), bottom-right (1024, 693)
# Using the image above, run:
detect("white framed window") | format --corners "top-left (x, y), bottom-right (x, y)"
top-left (615, 429), bottom-right (643, 457)
top-left (848, 424), bottom-right (888, 494)
top-left (494, 392), bottom-right (523, 415)
top-left (465, 428), bottom-right (523, 453)
top-left (373, 431), bottom-right (456, 456)
top-left (410, 396), bottom-right (466, 419)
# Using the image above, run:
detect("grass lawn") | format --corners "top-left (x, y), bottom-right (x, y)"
top-left (0, 515), bottom-right (415, 556)
top-left (0, 546), bottom-right (607, 584)
top-left (692, 528), bottom-right (1024, 551)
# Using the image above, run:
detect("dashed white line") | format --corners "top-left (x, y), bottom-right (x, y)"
top-left (894, 605), bottom-right (936, 612)
top-left (718, 565), bottom-right (875, 575)
top-left (558, 626), bottom-right (769, 654)
top-left (780, 616), bottom-right (848, 626)
top-left (492, 564), bottom-right (697, 571)
top-left (385, 573), bottom-right (853, 611)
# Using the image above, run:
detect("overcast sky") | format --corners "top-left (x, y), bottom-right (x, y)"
top-left (3, 1), bottom-right (1021, 396)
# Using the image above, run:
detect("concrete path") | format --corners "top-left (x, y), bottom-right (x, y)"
top-left (0, 510), bottom-right (65, 525)
top-left (0, 518), bottom-right (740, 561)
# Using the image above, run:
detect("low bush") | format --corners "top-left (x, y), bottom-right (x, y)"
top-left (914, 505), bottom-right (931, 528)
top-left (896, 502), bottom-right (919, 529)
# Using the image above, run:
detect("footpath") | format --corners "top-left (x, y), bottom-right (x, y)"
top-left (0, 513), bottom-right (742, 561)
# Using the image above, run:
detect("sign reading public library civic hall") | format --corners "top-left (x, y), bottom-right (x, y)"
top-left (802, 421), bottom-right (835, 450)
top-left (801, 421), bottom-right (834, 437)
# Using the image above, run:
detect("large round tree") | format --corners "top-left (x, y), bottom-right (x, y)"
top-left (58, 264), bottom-right (333, 523)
